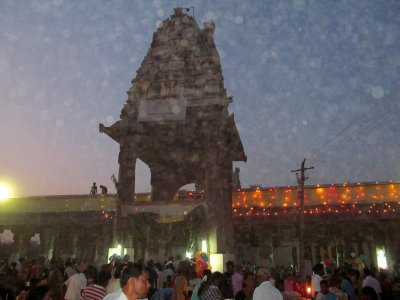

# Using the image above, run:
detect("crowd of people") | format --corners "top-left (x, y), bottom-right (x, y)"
top-left (1, 255), bottom-right (400, 300)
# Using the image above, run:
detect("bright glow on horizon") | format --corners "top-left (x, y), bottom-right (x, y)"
top-left (0, 182), bottom-right (13, 201)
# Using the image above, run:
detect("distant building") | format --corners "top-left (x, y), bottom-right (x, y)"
top-left (0, 181), bottom-right (399, 272)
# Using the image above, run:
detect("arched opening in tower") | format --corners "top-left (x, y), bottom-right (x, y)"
top-left (175, 183), bottom-right (204, 201)
top-left (135, 159), bottom-right (151, 193)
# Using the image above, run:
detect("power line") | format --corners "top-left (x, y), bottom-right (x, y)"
top-left (313, 98), bottom-right (400, 164)
top-left (310, 82), bottom-right (400, 162)
top-left (313, 104), bottom-right (399, 164)
top-left (306, 2), bottom-right (400, 160)
top-left (241, 2), bottom-right (399, 169)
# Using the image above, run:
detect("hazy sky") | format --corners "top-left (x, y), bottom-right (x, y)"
top-left (1, 0), bottom-right (399, 197)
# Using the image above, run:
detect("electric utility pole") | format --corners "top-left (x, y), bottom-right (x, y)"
top-left (291, 158), bottom-right (313, 279)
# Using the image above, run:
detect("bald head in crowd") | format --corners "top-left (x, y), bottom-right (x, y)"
top-left (256, 267), bottom-right (271, 282)
top-left (253, 267), bottom-right (282, 300)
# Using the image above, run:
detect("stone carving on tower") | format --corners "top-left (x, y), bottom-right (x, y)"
top-left (100, 8), bottom-right (246, 254)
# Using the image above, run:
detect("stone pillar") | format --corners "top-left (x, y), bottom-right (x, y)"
top-left (95, 225), bottom-right (113, 265)
top-left (205, 149), bottom-right (234, 254)
top-left (311, 243), bottom-right (316, 266)
top-left (75, 227), bottom-right (98, 263)
top-left (353, 242), bottom-right (359, 256)
top-left (222, 159), bottom-right (234, 253)
top-left (328, 245), bottom-right (333, 261)
top-left (116, 143), bottom-right (136, 253)
top-left (12, 227), bottom-right (34, 259)
top-left (38, 227), bottom-right (54, 259)
top-left (52, 226), bottom-right (77, 258)
top-left (362, 241), bottom-right (372, 267)
top-left (118, 144), bottom-right (136, 205)
top-left (162, 223), bottom-right (174, 259)
top-left (122, 232), bottom-right (133, 252)
top-left (206, 155), bottom-right (222, 254)
top-left (384, 228), bottom-right (395, 269)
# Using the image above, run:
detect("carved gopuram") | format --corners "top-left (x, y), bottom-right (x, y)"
top-left (100, 8), bottom-right (246, 256)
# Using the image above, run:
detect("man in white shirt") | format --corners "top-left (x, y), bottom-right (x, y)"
top-left (362, 268), bottom-right (382, 300)
top-left (311, 263), bottom-right (324, 298)
top-left (64, 272), bottom-right (87, 300)
top-left (104, 262), bottom-right (150, 300)
top-left (253, 267), bottom-right (283, 300)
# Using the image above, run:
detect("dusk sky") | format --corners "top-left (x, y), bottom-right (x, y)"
top-left (1, 0), bottom-right (399, 197)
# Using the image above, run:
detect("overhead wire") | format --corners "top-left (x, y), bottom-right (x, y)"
top-left (309, 1), bottom-right (400, 164)
top-left (294, 3), bottom-right (388, 167)
top-left (236, 2), bottom-right (399, 182)
top-left (311, 83), bottom-right (400, 164)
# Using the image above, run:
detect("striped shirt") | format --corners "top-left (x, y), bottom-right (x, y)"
top-left (80, 284), bottom-right (107, 300)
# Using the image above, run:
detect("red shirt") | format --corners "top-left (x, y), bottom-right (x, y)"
top-left (80, 284), bottom-right (107, 300)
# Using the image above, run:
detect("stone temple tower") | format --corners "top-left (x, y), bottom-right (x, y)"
top-left (100, 8), bottom-right (246, 254)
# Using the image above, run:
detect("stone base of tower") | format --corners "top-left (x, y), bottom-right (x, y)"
top-left (208, 221), bottom-right (234, 255)
top-left (208, 222), bottom-right (235, 273)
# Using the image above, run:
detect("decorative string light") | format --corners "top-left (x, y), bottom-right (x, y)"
top-left (24, 181), bottom-right (398, 221)
top-left (232, 181), bottom-right (400, 218)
